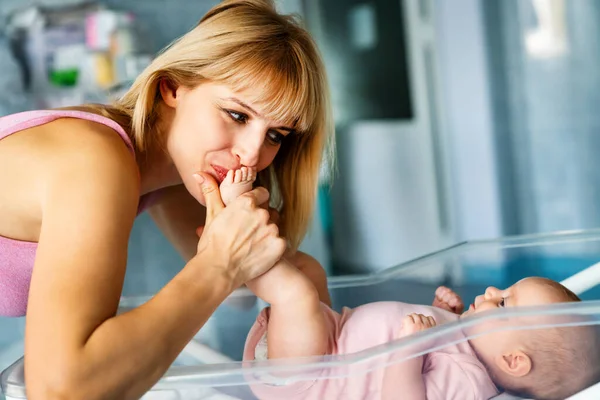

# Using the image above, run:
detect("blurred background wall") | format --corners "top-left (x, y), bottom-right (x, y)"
top-left (2, 0), bottom-right (600, 378)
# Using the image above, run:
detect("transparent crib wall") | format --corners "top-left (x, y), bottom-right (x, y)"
top-left (5, 229), bottom-right (600, 399)
top-left (148, 302), bottom-right (600, 400)
top-left (0, 318), bottom-right (23, 376)
top-left (146, 230), bottom-right (600, 398)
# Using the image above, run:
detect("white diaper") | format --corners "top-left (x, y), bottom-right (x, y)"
top-left (255, 332), bottom-right (269, 361)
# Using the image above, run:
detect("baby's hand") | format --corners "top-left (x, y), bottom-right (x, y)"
top-left (433, 286), bottom-right (464, 314)
top-left (399, 313), bottom-right (436, 337)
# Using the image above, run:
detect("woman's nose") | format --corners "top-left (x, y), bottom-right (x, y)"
top-left (233, 133), bottom-right (262, 167)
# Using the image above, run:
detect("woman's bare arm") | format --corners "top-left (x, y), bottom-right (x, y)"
top-left (148, 184), bottom-right (206, 262)
top-left (25, 129), bottom-right (234, 400)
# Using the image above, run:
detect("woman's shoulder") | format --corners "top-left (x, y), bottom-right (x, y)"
top-left (2, 106), bottom-right (134, 154)
top-left (35, 115), bottom-right (142, 219)
top-left (14, 114), bottom-right (135, 178)
top-left (42, 114), bottom-right (140, 189)
top-left (0, 108), bottom-right (141, 241)
top-left (3, 108), bottom-right (139, 198)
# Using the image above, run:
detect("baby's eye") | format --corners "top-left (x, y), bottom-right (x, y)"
top-left (499, 298), bottom-right (506, 307)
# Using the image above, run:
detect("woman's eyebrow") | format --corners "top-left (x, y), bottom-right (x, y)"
top-left (225, 97), bottom-right (261, 117)
top-left (224, 97), bottom-right (295, 132)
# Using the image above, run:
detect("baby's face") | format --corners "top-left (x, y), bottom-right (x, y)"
top-left (464, 277), bottom-right (572, 362)
top-left (461, 277), bottom-right (565, 319)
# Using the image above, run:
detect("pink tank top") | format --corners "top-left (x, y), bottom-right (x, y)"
top-left (0, 110), bottom-right (158, 317)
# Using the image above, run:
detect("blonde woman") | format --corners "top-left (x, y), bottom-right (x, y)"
top-left (0, 0), bottom-right (334, 398)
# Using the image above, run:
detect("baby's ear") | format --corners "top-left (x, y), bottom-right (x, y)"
top-left (495, 350), bottom-right (532, 378)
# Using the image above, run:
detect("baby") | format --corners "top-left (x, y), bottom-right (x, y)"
top-left (219, 169), bottom-right (600, 400)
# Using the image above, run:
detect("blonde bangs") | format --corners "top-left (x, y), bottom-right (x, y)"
top-left (204, 44), bottom-right (319, 134)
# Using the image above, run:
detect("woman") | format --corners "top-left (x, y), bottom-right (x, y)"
top-left (0, 0), bottom-right (334, 398)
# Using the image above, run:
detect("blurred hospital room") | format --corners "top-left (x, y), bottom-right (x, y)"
top-left (2, 0), bottom-right (600, 399)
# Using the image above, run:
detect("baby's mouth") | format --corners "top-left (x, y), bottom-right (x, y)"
top-left (460, 304), bottom-right (475, 318)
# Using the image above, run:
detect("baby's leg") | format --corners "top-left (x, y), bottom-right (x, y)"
top-left (221, 167), bottom-right (327, 357)
top-left (246, 259), bottom-right (328, 359)
top-left (219, 167), bottom-right (256, 206)
top-left (219, 167), bottom-right (258, 309)
top-left (284, 250), bottom-right (332, 307)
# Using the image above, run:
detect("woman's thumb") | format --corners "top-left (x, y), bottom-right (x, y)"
top-left (193, 172), bottom-right (224, 224)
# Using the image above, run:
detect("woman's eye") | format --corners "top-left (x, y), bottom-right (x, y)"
top-left (499, 298), bottom-right (506, 307)
top-left (227, 110), bottom-right (248, 123)
top-left (267, 130), bottom-right (285, 145)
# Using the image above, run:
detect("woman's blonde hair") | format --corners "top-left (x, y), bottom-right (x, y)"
top-left (95, 0), bottom-right (334, 250)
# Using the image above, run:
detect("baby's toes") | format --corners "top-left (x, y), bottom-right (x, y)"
top-left (234, 169), bottom-right (242, 183)
top-left (248, 167), bottom-right (256, 181)
top-left (223, 170), bottom-right (234, 185)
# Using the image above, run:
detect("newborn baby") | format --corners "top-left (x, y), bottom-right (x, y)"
top-left (219, 169), bottom-right (599, 400)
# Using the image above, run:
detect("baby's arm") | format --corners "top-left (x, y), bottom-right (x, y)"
top-left (382, 314), bottom-right (436, 400)
top-left (246, 258), bottom-right (328, 359)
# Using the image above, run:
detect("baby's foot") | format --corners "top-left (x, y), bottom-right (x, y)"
top-left (219, 166), bottom-right (257, 205)
top-left (433, 286), bottom-right (464, 314)
top-left (399, 313), bottom-right (436, 337)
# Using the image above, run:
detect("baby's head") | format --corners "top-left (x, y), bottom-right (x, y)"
top-left (462, 277), bottom-right (600, 399)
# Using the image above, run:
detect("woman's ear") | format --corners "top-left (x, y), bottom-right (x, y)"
top-left (159, 78), bottom-right (180, 108)
top-left (495, 350), bottom-right (532, 378)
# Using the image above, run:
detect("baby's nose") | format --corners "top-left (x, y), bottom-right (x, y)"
top-left (484, 286), bottom-right (499, 299)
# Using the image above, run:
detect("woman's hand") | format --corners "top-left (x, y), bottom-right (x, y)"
top-left (191, 172), bottom-right (286, 288)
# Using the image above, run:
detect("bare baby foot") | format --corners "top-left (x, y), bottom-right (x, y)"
top-left (219, 166), bottom-right (257, 206)
top-left (218, 166), bottom-right (257, 310)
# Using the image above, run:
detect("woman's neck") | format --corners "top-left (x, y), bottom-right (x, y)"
top-left (137, 146), bottom-right (182, 195)
top-left (137, 102), bottom-right (183, 195)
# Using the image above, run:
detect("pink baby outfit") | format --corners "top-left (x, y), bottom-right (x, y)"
top-left (244, 301), bottom-right (499, 400)
top-left (0, 110), bottom-right (157, 318)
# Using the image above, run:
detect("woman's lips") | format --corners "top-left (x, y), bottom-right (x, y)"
top-left (211, 165), bottom-right (229, 183)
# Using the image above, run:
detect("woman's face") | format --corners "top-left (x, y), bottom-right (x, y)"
top-left (161, 81), bottom-right (294, 205)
